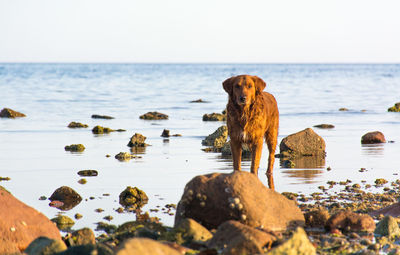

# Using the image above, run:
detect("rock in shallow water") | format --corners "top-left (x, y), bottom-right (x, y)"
top-left (175, 171), bottom-right (304, 231)
top-left (361, 131), bottom-right (386, 144)
top-left (49, 186), bottom-right (82, 210)
top-left (139, 111), bottom-right (168, 120)
top-left (0, 107), bottom-right (26, 118)
top-left (279, 128), bottom-right (326, 158)
top-left (119, 186), bottom-right (149, 209)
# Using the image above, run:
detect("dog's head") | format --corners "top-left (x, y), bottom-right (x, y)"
top-left (223, 75), bottom-right (266, 106)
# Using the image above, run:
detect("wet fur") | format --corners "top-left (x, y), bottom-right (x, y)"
top-left (223, 75), bottom-right (279, 189)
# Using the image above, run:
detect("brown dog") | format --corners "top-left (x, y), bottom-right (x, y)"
top-left (223, 75), bottom-right (279, 189)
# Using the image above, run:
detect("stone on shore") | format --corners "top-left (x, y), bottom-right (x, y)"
top-left (49, 186), bottom-right (82, 210)
top-left (0, 186), bottom-right (62, 254)
top-left (77, 170), bottom-right (98, 177)
top-left (0, 107), bottom-right (26, 118)
top-left (92, 125), bottom-right (115, 134)
top-left (361, 131), bottom-right (386, 144)
top-left (313, 124), bottom-right (335, 129)
top-left (175, 218), bottom-right (213, 243)
top-left (388, 102), bottom-right (400, 112)
top-left (221, 141), bottom-right (252, 157)
top-left (139, 111), bottom-right (168, 120)
top-left (119, 186), bottom-right (149, 209)
top-left (325, 210), bottom-right (375, 233)
top-left (207, 220), bottom-right (276, 255)
top-left (279, 128), bottom-right (326, 158)
top-left (64, 228), bottom-right (96, 246)
top-left (304, 208), bottom-right (330, 228)
top-left (24, 236), bottom-right (67, 255)
top-left (175, 171), bottom-right (304, 231)
top-left (201, 125), bottom-right (228, 151)
top-left (115, 237), bottom-right (181, 255)
top-left (374, 216), bottom-right (400, 237)
top-left (202, 112), bottom-right (226, 121)
top-left (266, 227), bottom-right (316, 255)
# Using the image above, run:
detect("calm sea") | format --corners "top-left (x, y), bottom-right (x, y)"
top-left (1, 63), bottom-right (400, 230)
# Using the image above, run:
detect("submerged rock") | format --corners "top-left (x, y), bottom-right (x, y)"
top-left (361, 131), bottom-right (386, 144)
top-left (175, 171), bottom-right (305, 231)
top-left (202, 125), bottom-right (228, 151)
top-left (64, 144), bottom-right (85, 152)
top-left (119, 186), bottom-right (149, 209)
top-left (0, 107), bottom-right (26, 118)
top-left (49, 186), bottom-right (82, 210)
top-left (388, 102), bottom-right (400, 112)
top-left (208, 220), bottom-right (276, 255)
top-left (279, 128), bottom-right (326, 158)
top-left (139, 111), bottom-right (168, 120)
top-left (67, 122), bottom-right (88, 128)
top-left (127, 133), bottom-right (148, 147)
top-left (91, 114), bottom-right (114, 119)
top-left (202, 112), bottom-right (226, 121)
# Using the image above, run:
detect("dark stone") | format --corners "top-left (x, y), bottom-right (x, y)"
top-left (24, 236), bottom-right (67, 254)
top-left (202, 113), bottom-right (226, 121)
top-left (64, 144), bottom-right (85, 152)
top-left (139, 111), bottom-right (168, 120)
top-left (127, 133), bottom-right (148, 147)
top-left (92, 125), bottom-right (114, 134)
top-left (161, 129), bottom-right (170, 137)
top-left (57, 244), bottom-right (114, 255)
top-left (0, 108), bottom-right (26, 118)
top-left (119, 186), bottom-right (149, 209)
top-left (313, 124), bottom-right (335, 129)
top-left (67, 122), bottom-right (88, 128)
top-left (91, 114), bottom-right (114, 119)
top-left (388, 102), bottom-right (400, 112)
top-left (77, 170), bottom-right (98, 177)
top-left (361, 131), bottom-right (386, 144)
top-left (49, 186), bottom-right (82, 210)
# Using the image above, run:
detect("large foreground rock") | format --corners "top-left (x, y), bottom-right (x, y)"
top-left (266, 227), bottom-right (316, 255)
top-left (280, 128), bottom-right (326, 158)
top-left (207, 220), bottom-right (276, 255)
top-left (0, 186), bottom-right (61, 254)
top-left (174, 171), bottom-right (304, 231)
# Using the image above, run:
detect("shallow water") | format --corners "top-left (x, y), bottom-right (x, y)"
top-left (1, 63), bottom-right (400, 231)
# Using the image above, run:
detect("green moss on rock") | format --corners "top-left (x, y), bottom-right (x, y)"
top-left (139, 111), bottom-right (168, 120)
top-left (388, 103), bottom-right (400, 112)
top-left (68, 122), bottom-right (88, 128)
top-left (119, 186), bottom-right (149, 209)
top-left (65, 144), bottom-right (85, 152)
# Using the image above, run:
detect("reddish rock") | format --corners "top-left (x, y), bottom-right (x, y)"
top-left (361, 131), bottom-right (386, 144)
top-left (207, 220), bottom-right (276, 255)
top-left (174, 171), bottom-right (304, 231)
top-left (0, 186), bottom-right (61, 254)
top-left (325, 210), bottom-right (375, 233)
top-left (49, 186), bottom-right (82, 210)
top-left (279, 128), bottom-right (326, 157)
top-left (370, 202), bottom-right (400, 218)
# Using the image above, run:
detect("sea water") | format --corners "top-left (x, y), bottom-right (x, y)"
top-left (0, 63), bottom-right (399, 230)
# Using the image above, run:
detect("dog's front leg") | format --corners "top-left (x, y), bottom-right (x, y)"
top-left (250, 139), bottom-right (263, 176)
top-left (230, 139), bottom-right (242, 171)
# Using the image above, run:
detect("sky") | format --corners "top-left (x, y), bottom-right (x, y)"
top-left (0, 0), bottom-right (400, 63)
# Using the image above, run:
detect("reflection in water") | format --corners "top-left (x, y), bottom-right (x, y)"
top-left (130, 146), bottom-right (146, 154)
top-left (361, 144), bottom-right (384, 156)
top-left (281, 169), bottom-right (324, 184)
top-left (279, 156), bottom-right (325, 169)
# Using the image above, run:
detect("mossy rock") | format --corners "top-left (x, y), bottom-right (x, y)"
top-left (25, 237), bottom-right (67, 254)
top-left (65, 144), bottom-right (85, 152)
top-left (0, 177), bottom-right (11, 181)
top-left (115, 152), bottom-right (136, 161)
top-left (0, 108), bottom-right (26, 118)
top-left (388, 102), bottom-right (400, 112)
top-left (202, 125), bottom-right (228, 150)
top-left (139, 111), bottom-right (168, 120)
top-left (127, 133), bottom-right (148, 147)
top-left (202, 112), bottom-right (226, 121)
top-left (375, 216), bottom-right (400, 237)
top-left (119, 186), bottom-right (149, 209)
top-left (68, 122), bottom-right (88, 128)
top-left (51, 215), bottom-right (75, 230)
top-left (313, 124), bottom-right (335, 129)
top-left (92, 125), bottom-right (114, 134)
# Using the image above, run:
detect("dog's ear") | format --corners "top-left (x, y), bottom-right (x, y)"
top-left (252, 76), bottom-right (266, 94)
top-left (223, 76), bottom-right (236, 96)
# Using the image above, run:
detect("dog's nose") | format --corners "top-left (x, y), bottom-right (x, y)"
top-left (239, 96), bottom-right (246, 103)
